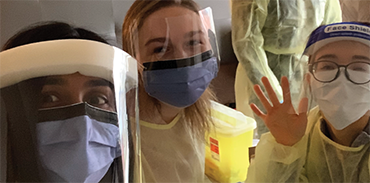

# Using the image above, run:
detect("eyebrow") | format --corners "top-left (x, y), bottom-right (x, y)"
top-left (44, 77), bottom-right (66, 85)
top-left (316, 54), bottom-right (337, 61)
top-left (85, 79), bottom-right (114, 91)
top-left (85, 79), bottom-right (111, 87)
top-left (145, 37), bottom-right (167, 46)
top-left (184, 30), bottom-right (204, 38)
top-left (144, 30), bottom-right (205, 46)
top-left (352, 55), bottom-right (370, 61)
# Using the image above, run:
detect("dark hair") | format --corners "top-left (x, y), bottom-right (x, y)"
top-left (2, 21), bottom-right (108, 50)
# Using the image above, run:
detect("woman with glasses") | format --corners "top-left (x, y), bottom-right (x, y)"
top-left (246, 22), bottom-right (370, 182)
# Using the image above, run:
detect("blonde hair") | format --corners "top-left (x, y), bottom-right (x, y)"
top-left (122, 0), bottom-right (216, 139)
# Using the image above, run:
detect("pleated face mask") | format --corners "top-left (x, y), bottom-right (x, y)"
top-left (36, 102), bottom-right (121, 182)
top-left (143, 50), bottom-right (218, 108)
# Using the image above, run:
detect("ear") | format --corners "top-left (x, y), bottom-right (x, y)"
top-left (306, 55), bottom-right (314, 84)
top-left (305, 73), bottom-right (311, 84)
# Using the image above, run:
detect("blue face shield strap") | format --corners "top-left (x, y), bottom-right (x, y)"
top-left (142, 50), bottom-right (218, 108)
top-left (36, 103), bottom-right (120, 183)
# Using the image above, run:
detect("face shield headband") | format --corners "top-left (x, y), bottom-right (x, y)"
top-left (0, 39), bottom-right (137, 88)
top-left (303, 22), bottom-right (370, 57)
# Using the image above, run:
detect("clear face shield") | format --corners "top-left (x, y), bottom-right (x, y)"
top-left (0, 40), bottom-right (140, 182)
top-left (133, 7), bottom-right (220, 108)
top-left (298, 22), bottom-right (370, 130)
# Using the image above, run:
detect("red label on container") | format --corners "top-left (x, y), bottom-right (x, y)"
top-left (209, 137), bottom-right (220, 161)
top-left (210, 144), bottom-right (219, 154)
top-left (210, 137), bottom-right (218, 146)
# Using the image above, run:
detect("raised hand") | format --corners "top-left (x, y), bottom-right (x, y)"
top-left (250, 76), bottom-right (308, 146)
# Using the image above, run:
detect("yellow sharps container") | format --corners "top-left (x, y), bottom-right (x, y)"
top-left (205, 101), bottom-right (256, 183)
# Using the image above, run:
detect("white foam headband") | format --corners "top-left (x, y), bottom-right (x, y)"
top-left (0, 39), bottom-right (137, 88)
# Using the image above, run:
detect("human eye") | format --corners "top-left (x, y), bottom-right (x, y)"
top-left (188, 39), bottom-right (202, 46)
top-left (40, 93), bottom-right (60, 108)
top-left (315, 61), bottom-right (337, 71)
top-left (185, 37), bottom-right (207, 56)
top-left (85, 87), bottom-right (115, 111)
top-left (87, 95), bottom-right (108, 106)
top-left (153, 46), bottom-right (166, 54)
top-left (348, 62), bottom-right (370, 72)
top-left (351, 67), bottom-right (367, 72)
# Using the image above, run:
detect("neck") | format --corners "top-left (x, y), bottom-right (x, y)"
top-left (326, 114), bottom-right (369, 146)
top-left (139, 86), bottom-right (182, 124)
top-left (158, 101), bottom-right (182, 124)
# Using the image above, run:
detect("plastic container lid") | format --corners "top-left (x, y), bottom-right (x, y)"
top-left (211, 101), bottom-right (256, 136)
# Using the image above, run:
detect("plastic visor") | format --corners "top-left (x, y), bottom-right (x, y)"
top-left (0, 39), bottom-right (141, 182)
top-left (131, 7), bottom-right (219, 109)
top-left (133, 7), bottom-right (220, 68)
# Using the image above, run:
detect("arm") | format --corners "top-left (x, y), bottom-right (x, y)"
top-left (231, 0), bottom-right (283, 101)
top-left (246, 76), bottom-right (309, 182)
top-left (246, 132), bottom-right (308, 182)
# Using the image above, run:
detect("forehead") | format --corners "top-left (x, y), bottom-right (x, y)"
top-left (139, 6), bottom-right (203, 37)
top-left (44, 73), bottom-right (111, 86)
top-left (314, 40), bottom-right (370, 61)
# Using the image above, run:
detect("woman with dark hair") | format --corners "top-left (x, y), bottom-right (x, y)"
top-left (0, 21), bottom-right (136, 182)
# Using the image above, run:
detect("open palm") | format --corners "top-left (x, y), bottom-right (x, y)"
top-left (250, 76), bottom-right (308, 146)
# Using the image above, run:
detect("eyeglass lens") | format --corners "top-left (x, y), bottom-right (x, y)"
top-left (312, 61), bottom-right (370, 84)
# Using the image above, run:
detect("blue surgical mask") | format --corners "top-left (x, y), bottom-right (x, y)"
top-left (143, 50), bottom-right (218, 108)
top-left (36, 103), bottom-right (121, 182)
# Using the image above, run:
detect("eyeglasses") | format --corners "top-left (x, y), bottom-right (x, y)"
top-left (309, 61), bottom-right (370, 84)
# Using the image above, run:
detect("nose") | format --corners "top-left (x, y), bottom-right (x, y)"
top-left (173, 48), bottom-right (188, 59)
top-left (67, 90), bottom-right (85, 105)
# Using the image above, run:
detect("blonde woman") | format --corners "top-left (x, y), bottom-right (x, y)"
top-left (122, 0), bottom-right (221, 182)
